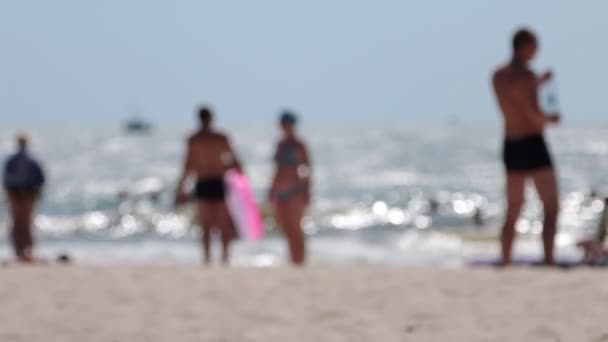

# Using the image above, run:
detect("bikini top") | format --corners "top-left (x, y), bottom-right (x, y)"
top-left (275, 140), bottom-right (302, 167)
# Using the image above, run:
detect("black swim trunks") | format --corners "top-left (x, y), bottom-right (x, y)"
top-left (195, 178), bottom-right (226, 201)
top-left (502, 134), bottom-right (553, 171)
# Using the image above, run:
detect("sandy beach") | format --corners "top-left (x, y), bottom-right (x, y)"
top-left (0, 266), bottom-right (606, 341)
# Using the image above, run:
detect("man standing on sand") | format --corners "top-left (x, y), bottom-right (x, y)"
top-left (175, 106), bottom-right (242, 265)
top-left (3, 134), bottom-right (45, 263)
top-left (492, 28), bottom-right (561, 266)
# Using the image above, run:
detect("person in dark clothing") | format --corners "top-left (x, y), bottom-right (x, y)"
top-left (3, 134), bottom-right (45, 263)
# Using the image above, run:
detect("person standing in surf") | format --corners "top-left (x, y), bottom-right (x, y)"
top-left (492, 28), bottom-right (561, 266)
top-left (175, 106), bottom-right (242, 265)
top-left (3, 134), bottom-right (45, 263)
top-left (269, 111), bottom-right (312, 265)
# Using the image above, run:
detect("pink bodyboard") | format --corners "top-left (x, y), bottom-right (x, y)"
top-left (225, 170), bottom-right (264, 240)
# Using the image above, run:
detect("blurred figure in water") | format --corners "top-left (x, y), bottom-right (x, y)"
top-left (175, 107), bottom-right (242, 265)
top-left (577, 196), bottom-right (608, 265)
top-left (473, 207), bottom-right (484, 227)
top-left (269, 111), bottom-right (312, 265)
top-left (3, 134), bottom-right (45, 263)
top-left (492, 28), bottom-right (561, 266)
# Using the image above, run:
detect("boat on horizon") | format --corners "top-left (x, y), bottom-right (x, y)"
top-left (123, 117), bottom-right (153, 134)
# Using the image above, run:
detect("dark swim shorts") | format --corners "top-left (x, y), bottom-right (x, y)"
top-left (195, 178), bottom-right (226, 201)
top-left (502, 134), bottom-right (553, 172)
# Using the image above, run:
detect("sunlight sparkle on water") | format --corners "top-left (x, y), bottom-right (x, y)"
top-left (372, 201), bottom-right (388, 216)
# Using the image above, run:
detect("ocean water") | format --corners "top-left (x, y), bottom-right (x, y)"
top-left (1, 122), bottom-right (607, 266)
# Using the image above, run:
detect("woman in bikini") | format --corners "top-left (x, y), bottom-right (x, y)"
top-left (269, 111), bottom-right (311, 265)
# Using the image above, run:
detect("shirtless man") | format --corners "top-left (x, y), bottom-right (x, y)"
top-left (492, 28), bottom-right (561, 266)
top-left (175, 107), bottom-right (242, 265)
top-left (3, 134), bottom-right (45, 263)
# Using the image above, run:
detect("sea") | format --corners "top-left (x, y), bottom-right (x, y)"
top-left (1, 121), bottom-right (607, 266)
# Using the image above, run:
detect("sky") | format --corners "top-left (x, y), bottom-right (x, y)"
top-left (1, 1), bottom-right (606, 128)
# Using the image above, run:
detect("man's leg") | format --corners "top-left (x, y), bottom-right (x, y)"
top-left (198, 202), bottom-right (216, 265)
top-left (216, 202), bottom-right (232, 265)
top-left (21, 197), bottom-right (35, 259)
top-left (8, 194), bottom-right (35, 262)
top-left (531, 168), bottom-right (559, 265)
top-left (501, 172), bottom-right (526, 266)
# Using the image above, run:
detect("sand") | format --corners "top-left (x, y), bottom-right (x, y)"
top-left (0, 266), bottom-right (607, 342)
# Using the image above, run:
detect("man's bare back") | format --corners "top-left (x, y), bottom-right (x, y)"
top-left (493, 63), bottom-right (547, 138)
top-left (185, 131), bottom-right (235, 180)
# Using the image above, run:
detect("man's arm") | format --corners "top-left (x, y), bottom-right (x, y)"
top-left (536, 70), bottom-right (553, 88)
top-left (2, 159), bottom-right (9, 188)
top-left (35, 161), bottom-right (45, 190)
top-left (223, 136), bottom-right (243, 173)
top-left (528, 72), bottom-right (560, 128)
top-left (32, 158), bottom-right (45, 185)
top-left (175, 139), bottom-right (194, 204)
